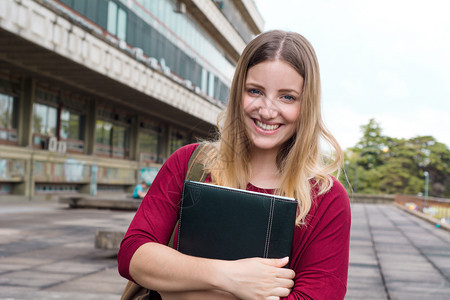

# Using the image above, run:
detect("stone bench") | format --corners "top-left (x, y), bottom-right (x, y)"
top-left (59, 195), bottom-right (141, 210)
top-left (95, 230), bottom-right (126, 250)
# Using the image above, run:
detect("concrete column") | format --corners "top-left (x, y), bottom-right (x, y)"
top-left (84, 99), bottom-right (97, 155)
top-left (17, 78), bottom-right (35, 147)
top-left (129, 116), bottom-right (139, 161)
top-left (11, 158), bottom-right (30, 197)
top-left (162, 124), bottom-right (171, 161)
top-left (78, 99), bottom-right (98, 194)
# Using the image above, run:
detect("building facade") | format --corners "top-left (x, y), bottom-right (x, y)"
top-left (0, 0), bottom-right (263, 199)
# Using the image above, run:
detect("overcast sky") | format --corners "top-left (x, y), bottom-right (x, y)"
top-left (255, 0), bottom-right (450, 150)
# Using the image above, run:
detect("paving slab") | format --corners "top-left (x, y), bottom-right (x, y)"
top-left (1, 199), bottom-right (449, 299)
top-left (345, 203), bottom-right (450, 299)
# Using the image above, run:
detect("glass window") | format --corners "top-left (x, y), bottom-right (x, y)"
top-left (95, 120), bottom-right (129, 158)
top-left (208, 72), bottom-right (215, 97)
top-left (0, 93), bottom-right (14, 130)
top-left (60, 109), bottom-right (83, 140)
top-left (33, 103), bottom-right (57, 148)
top-left (33, 103), bottom-right (57, 137)
top-left (201, 69), bottom-right (208, 93)
top-left (117, 8), bottom-right (127, 40)
top-left (139, 130), bottom-right (161, 162)
top-left (0, 93), bottom-right (17, 143)
top-left (112, 124), bottom-right (126, 148)
top-left (170, 130), bottom-right (186, 154)
top-left (107, 1), bottom-right (118, 35)
top-left (96, 120), bottom-right (112, 145)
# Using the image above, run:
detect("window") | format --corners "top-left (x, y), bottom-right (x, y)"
top-left (60, 109), bottom-right (80, 140)
top-left (139, 128), bottom-right (163, 163)
top-left (33, 86), bottom-right (87, 152)
top-left (201, 69), bottom-right (208, 93)
top-left (0, 93), bottom-right (17, 143)
top-left (95, 120), bottom-right (129, 158)
top-left (169, 130), bottom-right (187, 154)
top-left (208, 72), bottom-right (215, 98)
top-left (60, 109), bottom-right (85, 152)
top-left (117, 7), bottom-right (127, 40)
top-left (112, 125), bottom-right (126, 148)
top-left (107, 1), bottom-right (118, 35)
top-left (96, 120), bottom-right (112, 146)
top-left (107, 1), bottom-right (127, 40)
top-left (33, 103), bottom-right (57, 147)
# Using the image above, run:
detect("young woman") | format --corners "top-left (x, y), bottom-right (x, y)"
top-left (118, 30), bottom-right (351, 300)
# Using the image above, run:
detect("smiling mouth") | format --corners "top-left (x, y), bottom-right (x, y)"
top-left (254, 119), bottom-right (281, 131)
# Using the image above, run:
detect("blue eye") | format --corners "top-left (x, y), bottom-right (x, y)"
top-left (282, 95), bottom-right (296, 101)
top-left (248, 88), bottom-right (262, 96)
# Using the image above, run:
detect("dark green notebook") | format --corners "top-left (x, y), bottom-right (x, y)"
top-left (177, 180), bottom-right (297, 265)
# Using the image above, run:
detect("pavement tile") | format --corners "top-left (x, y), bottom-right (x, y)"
top-left (46, 267), bottom-right (127, 294)
top-left (0, 270), bottom-right (78, 288)
top-left (387, 281), bottom-right (450, 300)
top-left (0, 287), bottom-right (120, 300)
top-left (1, 200), bottom-right (449, 300)
top-left (33, 260), bottom-right (114, 274)
top-left (17, 245), bottom-right (96, 260)
top-left (0, 256), bottom-right (54, 266)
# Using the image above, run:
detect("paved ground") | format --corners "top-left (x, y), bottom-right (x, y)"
top-left (0, 199), bottom-right (132, 300)
top-left (0, 199), bottom-right (449, 299)
top-left (347, 204), bottom-right (450, 300)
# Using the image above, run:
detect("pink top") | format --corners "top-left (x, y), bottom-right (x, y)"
top-left (118, 144), bottom-right (351, 299)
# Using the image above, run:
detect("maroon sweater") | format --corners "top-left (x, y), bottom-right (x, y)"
top-left (118, 144), bottom-right (351, 299)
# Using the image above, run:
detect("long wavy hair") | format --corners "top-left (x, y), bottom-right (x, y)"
top-left (202, 30), bottom-right (343, 225)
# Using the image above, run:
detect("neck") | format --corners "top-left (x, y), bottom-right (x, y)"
top-left (248, 147), bottom-right (281, 189)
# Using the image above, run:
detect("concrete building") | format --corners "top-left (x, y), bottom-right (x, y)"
top-left (0, 0), bottom-right (264, 199)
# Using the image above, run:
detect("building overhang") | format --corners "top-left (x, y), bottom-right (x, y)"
top-left (0, 0), bottom-right (223, 136)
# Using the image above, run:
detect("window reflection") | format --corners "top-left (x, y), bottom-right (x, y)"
top-left (33, 103), bottom-right (57, 137)
top-left (0, 93), bottom-right (14, 130)
top-left (0, 92), bottom-right (17, 143)
top-left (95, 120), bottom-right (129, 159)
top-left (60, 109), bottom-right (83, 141)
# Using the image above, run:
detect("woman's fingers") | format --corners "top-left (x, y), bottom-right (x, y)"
top-left (260, 256), bottom-right (289, 268)
top-left (276, 277), bottom-right (295, 289)
top-left (218, 257), bottom-right (295, 300)
top-left (275, 266), bottom-right (296, 279)
top-left (273, 286), bottom-right (291, 297)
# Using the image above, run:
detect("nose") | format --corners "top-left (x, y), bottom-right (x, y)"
top-left (258, 96), bottom-right (278, 119)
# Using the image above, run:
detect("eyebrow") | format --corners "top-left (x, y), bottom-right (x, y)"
top-left (245, 82), bottom-right (301, 95)
top-left (278, 88), bottom-right (301, 95)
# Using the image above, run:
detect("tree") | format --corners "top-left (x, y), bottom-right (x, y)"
top-left (341, 120), bottom-right (450, 198)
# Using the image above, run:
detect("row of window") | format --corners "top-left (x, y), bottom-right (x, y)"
top-left (215, 0), bottom-right (255, 44)
top-left (58, 0), bottom-right (231, 103)
top-left (0, 87), bottom-right (189, 163)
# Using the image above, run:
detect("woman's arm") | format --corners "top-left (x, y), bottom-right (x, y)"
top-left (130, 242), bottom-right (295, 299)
top-left (283, 178), bottom-right (351, 299)
top-left (119, 145), bottom-right (294, 299)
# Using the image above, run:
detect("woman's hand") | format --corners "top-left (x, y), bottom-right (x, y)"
top-left (218, 256), bottom-right (295, 300)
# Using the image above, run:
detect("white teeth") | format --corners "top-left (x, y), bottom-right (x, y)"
top-left (255, 120), bottom-right (280, 131)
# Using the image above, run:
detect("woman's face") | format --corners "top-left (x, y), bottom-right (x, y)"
top-left (242, 59), bottom-right (303, 154)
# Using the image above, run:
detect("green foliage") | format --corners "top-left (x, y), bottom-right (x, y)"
top-left (341, 119), bottom-right (450, 197)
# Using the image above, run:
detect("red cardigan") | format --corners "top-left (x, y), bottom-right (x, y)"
top-left (118, 144), bottom-right (351, 299)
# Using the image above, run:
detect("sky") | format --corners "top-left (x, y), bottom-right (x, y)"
top-left (254, 0), bottom-right (450, 150)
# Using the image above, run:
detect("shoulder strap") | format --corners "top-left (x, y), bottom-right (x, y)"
top-left (185, 144), bottom-right (208, 182)
top-left (168, 144), bottom-right (208, 248)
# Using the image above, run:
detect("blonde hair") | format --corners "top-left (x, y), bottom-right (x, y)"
top-left (202, 30), bottom-right (343, 226)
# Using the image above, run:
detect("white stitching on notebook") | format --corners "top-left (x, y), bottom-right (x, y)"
top-left (264, 197), bottom-right (275, 258)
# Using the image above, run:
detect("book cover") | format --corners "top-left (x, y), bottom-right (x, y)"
top-left (177, 180), bottom-right (298, 264)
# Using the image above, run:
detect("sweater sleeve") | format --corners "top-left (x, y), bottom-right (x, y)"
top-left (117, 143), bottom-right (199, 282)
top-left (284, 178), bottom-right (351, 300)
